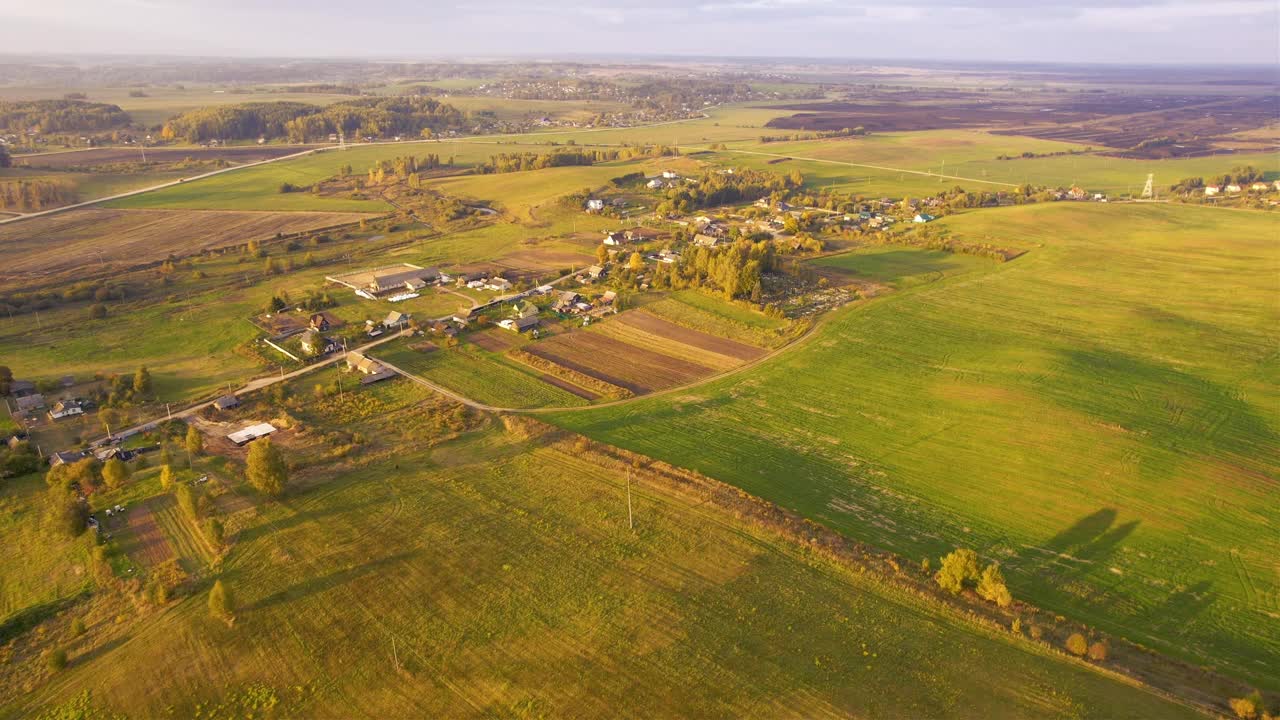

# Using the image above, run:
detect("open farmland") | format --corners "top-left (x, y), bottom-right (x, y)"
top-left (3, 396), bottom-right (1203, 718)
top-left (0, 207), bottom-right (371, 277)
top-left (525, 328), bottom-right (714, 396)
top-left (378, 340), bottom-right (588, 409)
top-left (104, 141), bottom-right (508, 212)
top-left (640, 290), bottom-right (796, 349)
top-left (712, 130), bottom-right (1279, 198)
top-left (813, 246), bottom-right (991, 289)
top-left (9, 144), bottom-right (316, 170)
top-left (549, 202), bottom-right (1280, 690)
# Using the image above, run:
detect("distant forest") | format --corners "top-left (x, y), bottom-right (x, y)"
top-left (0, 99), bottom-right (131, 134)
top-left (159, 96), bottom-right (472, 142)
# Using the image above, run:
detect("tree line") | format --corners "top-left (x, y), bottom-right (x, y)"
top-left (0, 99), bottom-right (131, 134)
top-left (654, 168), bottom-right (801, 216)
top-left (0, 178), bottom-right (76, 211)
top-left (477, 145), bottom-right (677, 174)
top-left (159, 96), bottom-right (471, 143)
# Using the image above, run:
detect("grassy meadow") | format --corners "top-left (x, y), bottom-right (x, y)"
top-left (707, 130), bottom-right (1280, 197)
top-left (2, 380), bottom-right (1203, 718)
top-left (378, 339), bottom-right (588, 409)
top-left (548, 202), bottom-right (1280, 689)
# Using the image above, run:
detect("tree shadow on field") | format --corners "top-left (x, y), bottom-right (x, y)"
top-left (1020, 508), bottom-right (1139, 581)
top-left (246, 549), bottom-right (422, 612)
top-left (234, 492), bottom-right (396, 545)
top-left (1140, 579), bottom-right (1216, 634)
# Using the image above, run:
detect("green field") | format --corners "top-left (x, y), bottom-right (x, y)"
top-left (378, 340), bottom-right (588, 409)
top-left (640, 290), bottom-right (794, 348)
top-left (813, 246), bottom-right (990, 288)
top-left (105, 141), bottom-right (512, 212)
top-left (548, 202), bottom-right (1280, 689)
top-left (3, 390), bottom-right (1202, 718)
top-left (711, 130), bottom-right (1280, 198)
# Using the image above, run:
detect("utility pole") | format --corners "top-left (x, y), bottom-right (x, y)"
top-left (166, 403), bottom-right (172, 421)
top-left (392, 637), bottom-right (400, 670)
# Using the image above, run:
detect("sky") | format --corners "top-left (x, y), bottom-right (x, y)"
top-left (1, 0), bottom-right (1278, 65)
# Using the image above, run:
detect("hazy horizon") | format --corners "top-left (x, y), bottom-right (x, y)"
top-left (3, 0), bottom-right (1278, 66)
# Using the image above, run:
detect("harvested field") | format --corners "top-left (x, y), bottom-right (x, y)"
top-left (526, 332), bottom-right (713, 395)
top-left (122, 502), bottom-right (175, 569)
top-left (0, 207), bottom-right (370, 278)
top-left (493, 248), bottom-right (597, 282)
top-left (618, 311), bottom-right (768, 362)
top-left (469, 329), bottom-right (518, 353)
top-left (537, 373), bottom-right (600, 400)
top-left (11, 145), bottom-right (317, 170)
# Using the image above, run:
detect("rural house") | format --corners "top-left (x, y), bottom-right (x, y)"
top-left (213, 394), bottom-right (240, 410)
top-left (513, 302), bottom-right (539, 320)
top-left (694, 233), bottom-right (721, 248)
top-left (485, 277), bottom-right (513, 292)
top-left (585, 198), bottom-right (605, 212)
top-left (346, 351), bottom-right (385, 375)
top-left (585, 265), bottom-right (607, 281)
top-left (14, 394), bottom-right (45, 412)
top-left (9, 380), bottom-right (35, 397)
top-left (384, 311), bottom-right (409, 328)
top-left (308, 312), bottom-right (339, 331)
top-left (48, 450), bottom-right (87, 467)
top-left (429, 320), bottom-right (458, 337)
top-left (603, 231), bottom-right (627, 246)
top-left (553, 291), bottom-right (582, 313)
top-left (48, 400), bottom-right (85, 420)
top-left (363, 267), bottom-right (440, 297)
top-left (301, 329), bottom-right (335, 356)
top-left (1204, 185), bottom-right (1220, 196)
top-left (913, 213), bottom-right (937, 223)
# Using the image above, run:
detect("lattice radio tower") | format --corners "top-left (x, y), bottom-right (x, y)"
top-left (1141, 173), bottom-right (1154, 199)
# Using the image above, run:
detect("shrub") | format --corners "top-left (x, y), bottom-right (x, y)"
top-left (934, 548), bottom-right (979, 594)
top-left (205, 518), bottom-right (225, 548)
top-left (1065, 633), bottom-right (1088, 656)
top-left (1228, 693), bottom-right (1267, 719)
top-left (47, 647), bottom-right (68, 671)
top-left (159, 464), bottom-right (174, 491)
top-left (1087, 641), bottom-right (1108, 662)
top-left (69, 618), bottom-right (86, 637)
top-left (976, 563), bottom-right (1012, 607)
top-left (209, 579), bottom-right (234, 621)
top-left (1011, 618), bottom-right (1022, 634)
top-left (1029, 625), bottom-right (1043, 640)
top-left (175, 483), bottom-right (198, 520)
top-left (88, 303), bottom-right (107, 319)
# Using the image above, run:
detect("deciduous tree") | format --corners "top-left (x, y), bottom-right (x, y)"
top-left (185, 425), bottom-right (204, 456)
top-left (976, 562), bottom-right (1012, 608)
top-left (101, 457), bottom-right (129, 490)
top-left (208, 579), bottom-right (234, 622)
top-left (246, 438), bottom-right (287, 497)
top-left (934, 548), bottom-right (980, 595)
top-left (1065, 633), bottom-right (1088, 656)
